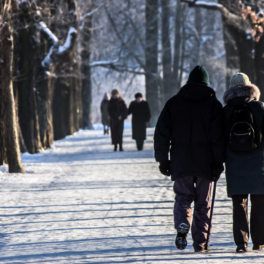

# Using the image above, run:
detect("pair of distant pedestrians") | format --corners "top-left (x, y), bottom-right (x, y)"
top-left (154, 66), bottom-right (264, 253)
top-left (100, 90), bottom-right (151, 151)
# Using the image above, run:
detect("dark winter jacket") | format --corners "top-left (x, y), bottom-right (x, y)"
top-left (100, 99), bottom-right (110, 126)
top-left (108, 97), bottom-right (128, 144)
top-left (154, 83), bottom-right (225, 181)
top-left (223, 84), bottom-right (264, 197)
top-left (128, 100), bottom-right (151, 141)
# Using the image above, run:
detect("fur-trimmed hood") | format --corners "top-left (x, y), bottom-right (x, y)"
top-left (223, 84), bottom-right (261, 104)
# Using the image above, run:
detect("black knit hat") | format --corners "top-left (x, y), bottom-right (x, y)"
top-left (135, 92), bottom-right (143, 99)
top-left (187, 66), bottom-right (210, 86)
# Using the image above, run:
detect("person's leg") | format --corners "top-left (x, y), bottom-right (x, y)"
top-left (191, 177), bottom-right (212, 251)
top-left (103, 125), bottom-right (106, 135)
top-left (250, 194), bottom-right (264, 248)
top-left (232, 195), bottom-right (249, 247)
top-left (136, 140), bottom-right (144, 151)
top-left (119, 122), bottom-right (124, 151)
top-left (174, 177), bottom-right (195, 231)
top-left (114, 144), bottom-right (117, 151)
top-left (174, 176), bottom-right (195, 250)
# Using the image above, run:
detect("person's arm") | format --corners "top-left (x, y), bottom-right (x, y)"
top-left (100, 101), bottom-right (103, 113)
top-left (154, 102), bottom-right (172, 164)
top-left (145, 101), bottom-right (151, 122)
top-left (210, 100), bottom-right (225, 181)
top-left (128, 102), bottom-right (133, 116)
top-left (122, 101), bottom-right (128, 120)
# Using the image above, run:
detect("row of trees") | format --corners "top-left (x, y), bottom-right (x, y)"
top-left (0, 0), bottom-right (94, 172)
top-left (1, 0), bottom-right (264, 173)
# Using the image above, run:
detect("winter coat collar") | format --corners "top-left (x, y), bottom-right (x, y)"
top-left (223, 84), bottom-right (261, 105)
top-left (180, 83), bottom-right (215, 101)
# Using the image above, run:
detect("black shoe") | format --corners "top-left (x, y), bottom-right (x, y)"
top-left (175, 223), bottom-right (189, 250)
top-left (236, 243), bottom-right (247, 253)
top-left (114, 145), bottom-right (117, 151)
top-left (119, 144), bottom-right (123, 151)
top-left (253, 245), bottom-right (264, 251)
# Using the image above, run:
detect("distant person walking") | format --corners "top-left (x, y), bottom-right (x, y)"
top-left (108, 89), bottom-right (128, 151)
top-left (100, 92), bottom-right (110, 135)
top-left (154, 66), bottom-right (225, 252)
top-left (128, 93), bottom-right (151, 151)
top-left (223, 73), bottom-right (264, 253)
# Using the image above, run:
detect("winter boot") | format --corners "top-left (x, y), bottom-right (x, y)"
top-left (114, 144), bottom-right (117, 151)
top-left (253, 245), bottom-right (264, 251)
top-left (236, 243), bottom-right (247, 253)
top-left (175, 223), bottom-right (189, 250)
top-left (119, 144), bottom-right (123, 151)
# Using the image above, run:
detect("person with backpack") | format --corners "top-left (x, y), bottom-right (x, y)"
top-left (154, 66), bottom-right (225, 252)
top-left (128, 93), bottom-right (151, 151)
top-left (223, 73), bottom-right (264, 253)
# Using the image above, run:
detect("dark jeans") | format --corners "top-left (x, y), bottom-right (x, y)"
top-left (174, 176), bottom-right (212, 250)
top-left (232, 194), bottom-right (264, 246)
top-left (136, 140), bottom-right (144, 150)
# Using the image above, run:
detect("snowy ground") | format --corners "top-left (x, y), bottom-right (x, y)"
top-left (0, 128), bottom-right (263, 263)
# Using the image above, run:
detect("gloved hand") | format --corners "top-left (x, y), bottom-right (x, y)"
top-left (213, 164), bottom-right (224, 182)
top-left (118, 115), bottom-right (122, 121)
top-left (159, 160), bottom-right (171, 176)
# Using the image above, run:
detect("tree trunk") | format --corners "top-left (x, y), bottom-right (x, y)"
top-left (190, 8), bottom-right (202, 69)
top-left (145, 0), bottom-right (159, 126)
top-left (15, 13), bottom-right (42, 154)
top-left (161, 0), bottom-right (173, 103)
top-left (81, 1), bottom-right (93, 129)
top-left (0, 23), bottom-right (24, 173)
top-left (52, 0), bottom-right (81, 138)
top-left (172, 1), bottom-right (183, 93)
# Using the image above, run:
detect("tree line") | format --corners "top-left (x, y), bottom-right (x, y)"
top-left (1, 0), bottom-right (262, 173)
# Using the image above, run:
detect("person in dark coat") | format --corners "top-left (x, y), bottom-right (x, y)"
top-left (223, 72), bottom-right (264, 253)
top-left (108, 89), bottom-right (128, 151)
top-left (154, 66), bottom-right (225, 252)
top-left (100, 92), bottom-right (110, 135)
top-left (128, 93), bottom-right (151, 151)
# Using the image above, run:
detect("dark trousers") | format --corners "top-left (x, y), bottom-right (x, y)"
top-left (232, 194), bottom-right (264, 246)
top-left (136, 140), bottom-right (144, 150)
top-left (174, 176), bottom-right (212, 250)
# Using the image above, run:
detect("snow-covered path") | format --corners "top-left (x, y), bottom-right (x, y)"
top-left (0, 129), bottom-right (263, 263)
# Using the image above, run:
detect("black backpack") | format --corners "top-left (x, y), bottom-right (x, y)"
top-left (229, 104), bottom-right (262, 152)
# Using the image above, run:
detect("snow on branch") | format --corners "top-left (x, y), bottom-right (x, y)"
top-left (182, 0), bottom-right (222, 9)
top-left (40, 22), bottom-right (77, 70)
top-left (80, 2), bottom-right (108, 29)
top-left (89, 59), bottom-right (119, 67)
top-left (39, 22), bottom-right (58, 45)
top-left (81, 2), bottom-right (107, 20)
top-left (181, 0), bottom-right (242, 27)
top-left (58, 27), bottom-right (77, 54)
top-left (89, 59), bottom-right (146, 75)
